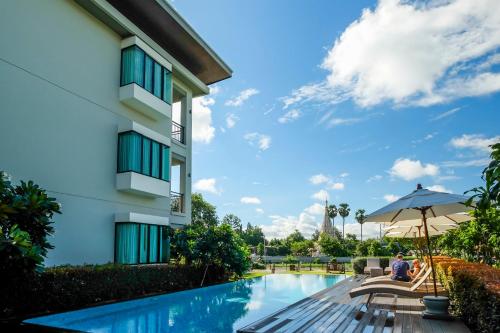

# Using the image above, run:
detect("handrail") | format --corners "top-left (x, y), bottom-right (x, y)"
top-left (171, 191), bottom-right (184, 213)
top-left (172, 121), bottom-right (185, 144)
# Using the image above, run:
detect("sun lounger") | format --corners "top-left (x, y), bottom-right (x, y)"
top-left (362, 262), bottom-right (427, 286)
top-left (350, 268), bottom-right (447, 305)
top-left (363, 258), bottom-right (381, 275)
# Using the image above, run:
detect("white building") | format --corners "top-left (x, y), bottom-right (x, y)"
top-left (0, 0), bottom-right (231, 266)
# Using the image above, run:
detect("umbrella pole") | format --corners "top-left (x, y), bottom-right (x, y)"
top-left (421, 208), bottom-right (438, 297)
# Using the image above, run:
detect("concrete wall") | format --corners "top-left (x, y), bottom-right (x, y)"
top-left (0, 0), bottom-right (192, 265)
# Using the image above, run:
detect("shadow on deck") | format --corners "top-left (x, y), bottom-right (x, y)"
top-left (237, 275), bottom-right (470, 333)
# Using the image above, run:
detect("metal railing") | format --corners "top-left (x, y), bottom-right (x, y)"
top-left (170, 191), bottom-right (184, 213)
top-left (172, 121), bottom-right (185, 144)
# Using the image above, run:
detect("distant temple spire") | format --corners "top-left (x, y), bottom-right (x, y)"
top-left (321, 200), bottom-right (333, 236)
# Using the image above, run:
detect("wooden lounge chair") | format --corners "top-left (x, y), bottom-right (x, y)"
top-left (349, 268), bottom-right (447, 305)
top-left (362, 262), bottom-right (427, 286)
top-left (363, 258), bottom-right (381, 274)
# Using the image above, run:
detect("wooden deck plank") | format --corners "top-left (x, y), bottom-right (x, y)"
top-left (237, 275), bottom-right (471, 333)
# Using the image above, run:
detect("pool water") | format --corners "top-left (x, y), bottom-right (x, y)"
top-left (25, 274), bottom-right (345, 333)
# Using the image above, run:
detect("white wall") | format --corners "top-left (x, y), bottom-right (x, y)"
top-left (0, 0), bottom-right (178, 265)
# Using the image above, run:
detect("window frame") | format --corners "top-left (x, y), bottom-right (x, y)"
top-left (120, 45), bottom-right (172, 105)
top-left (117, 130), bottom-right (170, 182)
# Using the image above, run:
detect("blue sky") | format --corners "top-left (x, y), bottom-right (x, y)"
top-left (171, 0), bottom-right (500, 239)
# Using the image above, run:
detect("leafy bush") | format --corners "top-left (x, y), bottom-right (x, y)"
top-left (352, 258), bottom-right (367, 274)
top-left (252, 262), bottom-right (266, 269)
top-left (1, 263), bottom-right (229, 320)
top-left (434, 256), bottom-right (500, 333)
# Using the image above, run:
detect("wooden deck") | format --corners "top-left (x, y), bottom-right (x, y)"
top-left (237, 276), bottom-right (470, 333)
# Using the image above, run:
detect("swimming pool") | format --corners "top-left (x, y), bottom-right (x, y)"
top-left (25, 274), bottom-right (345, 332)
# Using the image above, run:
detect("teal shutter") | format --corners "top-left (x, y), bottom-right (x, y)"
top-left (139, 224), bottom-right (149, 263)
top-left (142, 138), bottom-right (151, 175)
top-left (144, 55), bottom-right (154, 93)
top-left (160, 226), bottom-right (170, 263)
top-left (121, 47), bottom-right (135, 86)
top-left (162, 68), bottom-right (172, 104)
top-left (149, 225), bottom-right (158, 262)
top-left (115, 223), bottom-right (139, 264)
top-left (151, 142), bottom-right (160, 178)
top-left (153, 62), bottom-right (162, 98)
top-left (161, 146), bottom-right (170, 181)
top-left (118, 132), bottom-right (141, 173)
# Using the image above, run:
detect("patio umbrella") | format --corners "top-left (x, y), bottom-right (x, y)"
top-left (366, 184), bottom-right (473, 297)
top-left (382, 213), bottom-right (471, 238)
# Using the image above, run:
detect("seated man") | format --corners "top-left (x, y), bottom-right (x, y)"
top-left (391, 253), bottom-right (411, 282)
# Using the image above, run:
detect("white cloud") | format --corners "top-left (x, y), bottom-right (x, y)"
top-left (192, 96), bottom-right (216, 144)
top-left (450, 134), bottom-right (500, 153)
top-left (430, 107), bottom-right (462, 121)
top-left (241, 196), bottom-right (261, 205)
top-left (283, 0), bottom-right (500, 109)
top-left (327, 117), bottom-right (363, 127)
top-left (311, 189), bottom-right (329, 201)
top-left (367, 175), bottom-right (383, 183)
top-left (441, 158), bottom-right (490, 168)
top-left (225, 88), bottom-right (259, 106)
top-left (278, 109), bottom-right (302, 123)
top-left (344, 222), bottom-right (381, 240)
top-left (304, 203), bottom-right (325, 216)
top-left (261, 213), bottom-right (318, 239)
top-left (256, 208), bottom-right (264, 214)
top-left (309, 174), bottom-right (330, 185)
top-left (427, 185), bottom-right (453, 193)
top-left (244, 132), bottom-right (272, 151)
top-left (328, 182), bottom-right (345, 190)
top-left (384, 194), bottom-right (401, 203)
top-left (193, 178), bottom-right (221, 195)
top-left (225, 113), bottom-right (238, 129)
top-left (339, 173), bottom-right (349, 178)
top-left (389, 158), bottom-right (439, 181)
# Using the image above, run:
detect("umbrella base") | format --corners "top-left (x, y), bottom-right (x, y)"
top-left (422, 296), bottom-right (451, 320)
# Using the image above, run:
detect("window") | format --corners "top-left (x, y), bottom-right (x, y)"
top-left (115, 223), bottom-right (170, 264)
top-left (118, 131), bottom-right (170, 181)
top-left (121, 45), bottom-right (172, 105)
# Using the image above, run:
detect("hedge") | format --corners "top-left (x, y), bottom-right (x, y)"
top-left (433, 256), bottom-right (500, 333)
top-left (351, 256), bottom-right (413, 274)
top-left (1, 263), bottom-right (229, 321)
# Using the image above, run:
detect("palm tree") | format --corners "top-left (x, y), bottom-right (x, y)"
top-left (355, 209), bottom-right (366, 242)
top-left (327, 204), bottom-right (337, 235)
top-left (338, 203), bottom-right (350, 240)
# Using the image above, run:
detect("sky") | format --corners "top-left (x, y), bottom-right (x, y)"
top-left (170, 0), bottom-right (500, 240)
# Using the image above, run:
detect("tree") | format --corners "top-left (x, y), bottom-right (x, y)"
top-left (338, 203), bottom-right (350, 240)
top-left (257, 242), bottom-right (265, 256)
top-left (290, 240), bottom-right (314, 256)
top-left (191, 193), bottom-right (218, 228)
top-left (355, 209), bottom-right (366, 242)
top-left (327, 204), bottom-right (338, 234)
top-left (311, 229), bottom-right (320, 241)
top-left (318, 232), bottom-right (345, 257)
top-left (286, 229), bottom-right (305, 244)
top-left (241, 223), bottom-right (265, 247)
top-left (222, 214), bottom-right (242, 233)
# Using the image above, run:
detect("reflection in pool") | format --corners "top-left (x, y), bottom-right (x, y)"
top-left (25, 274), bottom-right (345, 332)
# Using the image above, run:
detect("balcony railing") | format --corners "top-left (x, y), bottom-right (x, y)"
top-left (172, 121), bottom-right (185, 144)
top-left (171, 191), bottom-right (184, 213)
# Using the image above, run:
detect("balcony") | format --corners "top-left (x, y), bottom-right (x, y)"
top-left (172, 121), bottom-right (185, 144)
top-left (171, 191), bottom-right (184, 213)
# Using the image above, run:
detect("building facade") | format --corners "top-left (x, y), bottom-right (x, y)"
top-left (0, 0), bottom-right (231, 266)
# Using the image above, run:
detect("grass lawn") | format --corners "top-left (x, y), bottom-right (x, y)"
top-left (241, 269), bottom-right (353, 280)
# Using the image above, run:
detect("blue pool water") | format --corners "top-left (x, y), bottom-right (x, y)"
top-left (25, 274), bottom-right (345, 332)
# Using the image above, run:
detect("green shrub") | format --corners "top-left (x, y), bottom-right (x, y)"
top-left (1, 263), bottom-right (229, 320)
top-left (352, 258), bottom-right (367, 274)
top-left (379, 258), bottom-right (389, 270)
top-left (252, 262), bottom-right (266, 269)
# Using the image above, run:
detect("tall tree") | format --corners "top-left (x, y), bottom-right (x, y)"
top-left (338, 203), bottom-right (350, 240)
top-left (327, 204), bottom-right (338, 235)
top-left (311, 229), bottom-right (320, 241)
top-left (191, 193), bottom-right (218, 228)
top-left (221, 213), bottom-right (242, 233)
top-left (355, 209), bottom-right (366, 242)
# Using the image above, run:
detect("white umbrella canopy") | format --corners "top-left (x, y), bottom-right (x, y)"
top-left (365, 184), bottom-right (473, 297)
top-left (384, 224), bottom-right (457, 238)
top-left (379, 213), bottom-right (471, 227)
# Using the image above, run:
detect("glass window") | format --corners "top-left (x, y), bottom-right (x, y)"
top-left (160, 226), bottom-right (170, 263)
top-left (151, 142), bottom-right (160, 178)
top-left (161, 146), bottom-right (169, 181)
top-left (118, 132), bottom-right (141, 173)
top-left (149, 225), bottom-right (158, 262)
top-left (141, 138), bottom-right (151, 175)
top-left (144, 55), bottom-right (154, 93)
top-left (162, 69), bottom-right (172, 104)
top-left (139, 224), bottom-right (149, 264)
top-left (120, 45), bottom-right (171, 105)
top-left (115, 223), bottom-right (139, 264)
